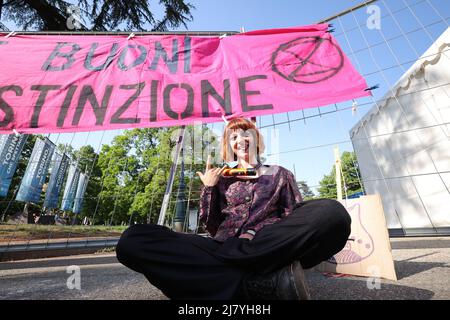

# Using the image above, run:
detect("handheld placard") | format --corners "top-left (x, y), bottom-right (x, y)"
top-left (222, 168), bottom-right (257, 177)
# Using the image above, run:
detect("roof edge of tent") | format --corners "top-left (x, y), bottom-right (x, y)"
top-left (349, 26), bottom-right (450, 139)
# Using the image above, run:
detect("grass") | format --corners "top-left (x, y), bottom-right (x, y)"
top-left (0, 223), bottom-right (128, 243)
top-left (94, 247), bottom-right (117, 254)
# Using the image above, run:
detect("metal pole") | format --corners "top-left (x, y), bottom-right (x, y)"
top-left (316, 0), bottom-right (378, 23)
top-left (0, 30), bottom-right (239, 36)
top-left (157, 126), bottom-right (186, 226)
top-left (173, 147), bottom-right (186, 232)
top-left (0, 22), bottom-right (10, 32)
top-left (334, 146), bottom-right (343, 201)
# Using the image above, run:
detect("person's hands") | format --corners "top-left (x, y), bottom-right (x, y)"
top-left (239, 233), bottom-right (254, 241)
top-left (196, 155), bottom-right (228, 187)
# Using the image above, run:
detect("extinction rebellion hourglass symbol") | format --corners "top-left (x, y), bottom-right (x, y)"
top-left (271, 36), bottom-right (344, 84)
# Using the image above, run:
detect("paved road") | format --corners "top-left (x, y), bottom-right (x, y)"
top-left (1, 237), bottom-right (449, 300)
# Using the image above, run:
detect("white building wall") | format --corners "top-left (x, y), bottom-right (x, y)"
top-left (350, 27), bottom-right (450, 232)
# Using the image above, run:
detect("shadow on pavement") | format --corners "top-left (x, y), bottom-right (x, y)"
top-left (394, 258), bottom-right (450, 280)
top-left (307, 272), bottom-right (435, 300)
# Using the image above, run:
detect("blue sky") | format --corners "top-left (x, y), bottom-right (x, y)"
top-left (3, 0), bottom-right (450, 194)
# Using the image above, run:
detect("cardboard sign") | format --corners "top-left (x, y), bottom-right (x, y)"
top-left (0, 24), bottom-right (369, 134)
top-left (316, 194), bottom-right (397, 281)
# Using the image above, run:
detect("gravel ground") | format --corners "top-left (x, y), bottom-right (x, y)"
top-left (0, 237), bottom-right (449, 300)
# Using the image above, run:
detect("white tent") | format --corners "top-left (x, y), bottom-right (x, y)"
top-left (350, 27), bottom-right (450, 236)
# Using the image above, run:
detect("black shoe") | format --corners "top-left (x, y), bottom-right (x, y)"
top-left (243, 261), bottom-right (311, 300)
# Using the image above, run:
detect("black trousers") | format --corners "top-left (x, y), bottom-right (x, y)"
top-left (116, 199), bottom-right (351, 300)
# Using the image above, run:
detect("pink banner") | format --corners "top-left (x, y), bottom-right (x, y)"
top-left (0, 24), bottom-right (370, 134)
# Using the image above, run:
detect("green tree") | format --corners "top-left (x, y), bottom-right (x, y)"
top-left (296, 180), bottom-right (315, 201)
top-left (128, 125), bottom-right (219, 226)
top-left (73, 145), bottom-right (101, 177)
top-left (130, 127), bottom-right (178, 224)
top-left (95, 134), bottom-right (137, 225)
top-left (318, 151), bottom-right (363, 199)
top-left (317, 170), bottom-right (337, 199)
top-left (56, 143), bottom-right (75, 159)
top-left (1, 0), bottom-right (194, 31)
top-left (94, 127), bottom-right (175, 225)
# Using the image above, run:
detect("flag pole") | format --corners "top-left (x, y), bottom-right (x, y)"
top-left (157, 126), bottom-right (186, 226)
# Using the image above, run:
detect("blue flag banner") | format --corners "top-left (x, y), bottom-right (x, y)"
top-left (0, 134), bottom-right (29, 197)
top-left (61, 163), bottom-right (80, 211)
top-left (16, 137), bottom-right (55, 203)
top-left (43, 152), bottom-right (70, 208)
top-left (73, 172), bottom-right (89, 214)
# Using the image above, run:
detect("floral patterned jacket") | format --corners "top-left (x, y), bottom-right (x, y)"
top-left (199, 165), bottom-right (303, 242)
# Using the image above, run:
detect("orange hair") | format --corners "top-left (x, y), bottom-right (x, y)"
top-left (220, 117), bottom-right (265, 162)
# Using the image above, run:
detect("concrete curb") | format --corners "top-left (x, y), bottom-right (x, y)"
top-left (0, 238), bottom-right (119, 262)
